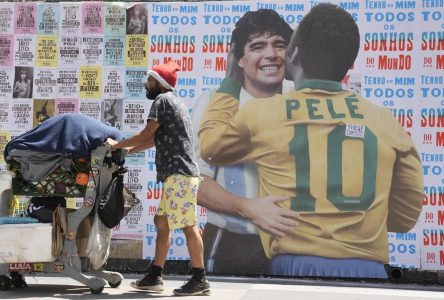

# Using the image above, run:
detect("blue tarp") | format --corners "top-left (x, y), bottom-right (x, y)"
top-left (4, 113), bottom-right (124, 159)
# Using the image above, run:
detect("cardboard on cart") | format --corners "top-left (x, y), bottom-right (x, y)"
top-left (0, 223), bottom-right (56, 263)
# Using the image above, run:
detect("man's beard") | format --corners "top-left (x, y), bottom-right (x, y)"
top-left (146, 86), bottom-right (162, 100)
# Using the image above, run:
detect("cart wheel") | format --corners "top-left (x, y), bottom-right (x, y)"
top-left (90, 286), bottom-right (104, 295)
top-left (108, 280), bottom-right (122, 288)
top-left (10, 273), bottom-right (27, 288)
top-left (0, 275), bottom-right (12, 291)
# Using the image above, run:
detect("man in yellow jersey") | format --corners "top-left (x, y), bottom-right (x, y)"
top-left (199, 3), bottom-right (424, 278)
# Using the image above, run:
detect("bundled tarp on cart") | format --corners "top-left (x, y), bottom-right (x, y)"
top-left (4, 113), bottom-right (124, 183)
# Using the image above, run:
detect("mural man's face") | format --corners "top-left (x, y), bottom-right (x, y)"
top-left (238, 33), bottom-right (287, 90)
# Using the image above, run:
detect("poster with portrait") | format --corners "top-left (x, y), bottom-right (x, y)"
top-left (101, 99), bottom-right (123, 130)
top-left (33, 99), bottom-right (55, 127)
top-left (12, 66), bottom-right (33, 99)
top-left (125, 3), bottom-right (147, 35)
top-left (57, 68), bottom-right (79, 98)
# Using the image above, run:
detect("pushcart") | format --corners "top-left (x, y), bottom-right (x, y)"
top-left (0, 114), bottom-right (125, 295)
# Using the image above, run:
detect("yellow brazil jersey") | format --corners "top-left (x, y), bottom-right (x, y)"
top-left (199, 78), bottom-right (424, 263)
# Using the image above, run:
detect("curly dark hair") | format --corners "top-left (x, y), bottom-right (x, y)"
top-left (288, 3), bottom-right (360, 81)
top-left (231, 9), bottom-right (293, 61)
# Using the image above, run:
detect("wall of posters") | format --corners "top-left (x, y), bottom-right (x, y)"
top-left (0, 1), bottom-right (442, 275)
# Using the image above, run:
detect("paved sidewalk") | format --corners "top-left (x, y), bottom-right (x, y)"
top-left (0, 274), bottom-right (443, 300)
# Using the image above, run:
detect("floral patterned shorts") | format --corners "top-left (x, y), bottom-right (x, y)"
top-left (156, 174), bottom-right (200, 230)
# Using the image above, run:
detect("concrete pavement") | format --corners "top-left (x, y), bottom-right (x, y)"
top-left (0, 274), bottom-right (443, 300)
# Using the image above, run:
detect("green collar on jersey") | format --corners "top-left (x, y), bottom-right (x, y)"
top-left (297, 79), bottom-right (344, 92)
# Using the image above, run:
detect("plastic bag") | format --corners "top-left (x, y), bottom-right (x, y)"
top-left (98, 167), bottom-right (140, 229)
top-left (97, 168), bottom-right (125, 229)
top-left (86, 215), bottom-right (112, 270)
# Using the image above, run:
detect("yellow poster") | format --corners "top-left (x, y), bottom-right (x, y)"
top-left (0, 131), bottom-right (11, 164)
top-left (36, 35), bottom-right (58, 67)
top-left (125, 35), bottom-right (148, 67)
top-left (79, 66), bottom-right (102, 99)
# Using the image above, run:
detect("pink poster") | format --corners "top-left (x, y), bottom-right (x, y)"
top-left (82, 2), bottom-right (104, 35)
top-left (0, 35), bottom-right (13, 66)
top-left (14, 2), bottom-right (37, 35)
top-left (55, 99), bottom-right (79, 115)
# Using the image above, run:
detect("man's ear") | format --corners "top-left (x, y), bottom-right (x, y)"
top-left (285, 45), bottom-right (299, 81)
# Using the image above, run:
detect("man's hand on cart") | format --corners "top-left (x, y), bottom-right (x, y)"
top-left (105, 138), bottom-right (118, 150)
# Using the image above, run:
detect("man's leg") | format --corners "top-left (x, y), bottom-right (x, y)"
top-left (130, 215), bottom-right (170, 291)
top-left (183, 225), bottom-right (204, 268)
top-left (172, 226), bottom-right (210, 296)
top-left (153, 214), bottom-right (171, 268)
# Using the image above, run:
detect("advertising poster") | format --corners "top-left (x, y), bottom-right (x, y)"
top-left (0, 101), bottom-right (11, 130)
top-left (79, 66), bottom-right (102, 99)
top-left (36, 35), bottom-right (58, 68)
top-left (0, 131), bottom-right (11, 164)
top-left (0, 35), bottom-right (13, 67)
top-left (125, 35), bottom-right (148, 67)
top-left (0, 68), bottom-right (13, 100)
top-left (55, 99), bottom-right (79, 115)
top-left (33, 68), bottom-right (58, 99)
top-left (112, 166), bottom-right (147, 240)
top-left (59, 36), bottom-right (81, 67)
top-left (124, 68), bottom-right (146, 99)
top-left (37, 3), bottom-right (59, 35)
top-left (82, 2), bottom-right (104, 35)
top-left (79, 99), bottom-right (101, 120)
top-left (0, 2), bottom-right (14, 34)
top-left (60, 2), bottom-right (82, 36)
top-left (11, 99), bottom-right (32, 134)
top-left (14, 2), bottom-right (37, 35)
top-left (105, 3), bottom-right (126, 36)
top-left (57, 68), bottom-right (79, 98)
top-left (122, 100), bottom-right (148, 132)
top-left (14, 35), bottom-right (35, 67)
top-left (81, 36), bottom-right (104, 65)
top-left (103, 67), bottom-right (125, 99)
top-left (104, 36), bottom-right (125, 66)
